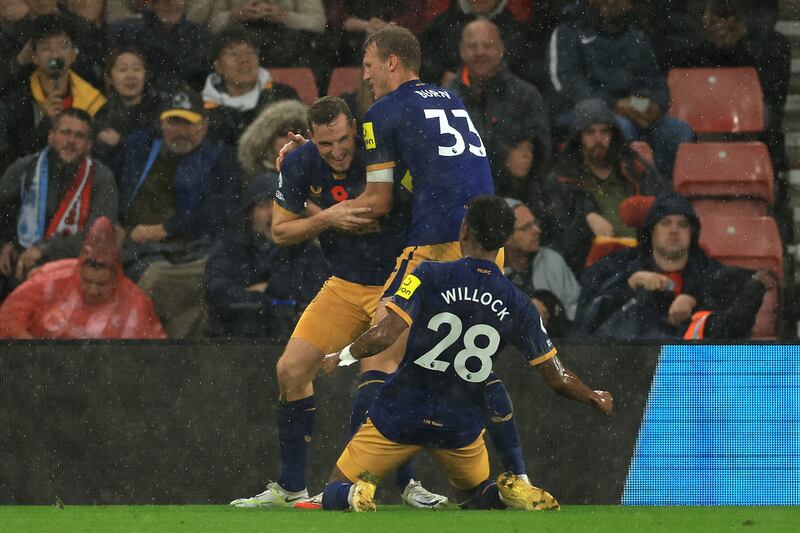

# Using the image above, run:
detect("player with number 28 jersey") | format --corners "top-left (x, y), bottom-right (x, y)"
top-left (376, 257), bottom-right (556, 449)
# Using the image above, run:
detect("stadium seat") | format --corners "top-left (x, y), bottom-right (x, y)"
top-left (699, 216), bottom-right (783, 337)
top-left (674, 142), bottom-right (774, 215)
top-left (630, 141), bottom-right (655, 166)
top-left (667, 67), bottom-right (764, 134)
top-left (327, 67), bottom-right (362, 97)
top-left (267, 67), bottom-right (319, 105)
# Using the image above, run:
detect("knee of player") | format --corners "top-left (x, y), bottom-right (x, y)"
top-left (275, 354), bottom-right (305, 384)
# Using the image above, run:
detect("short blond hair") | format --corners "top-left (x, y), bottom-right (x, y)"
top-left (362, 23), bottom-right (420, 74)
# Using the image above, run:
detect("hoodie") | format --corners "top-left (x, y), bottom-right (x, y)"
top-left (543, 98), bottom-right (666, 273)
top-left (237, 99), bottom-right (308, 178)
top-left (0, 216), bottom-right (167, 339)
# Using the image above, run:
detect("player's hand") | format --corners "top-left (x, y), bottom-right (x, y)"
top-left (627, 271), bottom-right (671, 291)
top-left (275, 131), bottom-right (308, 172)
top-left (323, 201), bottom-right (373, 230)
top-left (591, 390), bottom-right (613, 415)
top-left (0, 243), bottom-right (18, 277)
top-left (15, 246), bottom-right (43, 281)
top-left (668, 293), bottom-right (697, 326)
top-left (585, 212), bottom-right (614, 237)
top-left (321, 352), bottom-right (341, 375)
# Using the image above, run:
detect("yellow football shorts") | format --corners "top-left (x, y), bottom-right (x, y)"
top-left (337, 419), bottom-right (490, 491)
top-left (382, 242), bottom-right (505, 297)
top-left (291, 276), bottom-right (384, 354)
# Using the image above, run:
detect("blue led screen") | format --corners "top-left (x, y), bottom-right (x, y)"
top-left (623, 344), bottom-right (800, 505)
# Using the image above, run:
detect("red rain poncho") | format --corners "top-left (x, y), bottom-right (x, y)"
top-left (0, 217), bottom-right (167, 339)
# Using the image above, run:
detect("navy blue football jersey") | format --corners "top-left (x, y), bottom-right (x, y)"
top-left (276, 138), bottom-right (408, 286)
top-left (372, 257), bottom-right (557, 448)
top-left (362, 81), bottom-right (494, 247)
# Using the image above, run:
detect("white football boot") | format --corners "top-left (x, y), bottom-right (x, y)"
top-left (401, 479), bottom-right (449, 509)
top-left (229, 482), bottom-right (309, 508)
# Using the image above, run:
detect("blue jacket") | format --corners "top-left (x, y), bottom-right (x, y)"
top-left (118, 128), bottom-right (241, 241)
top-left (203, 226), bottom-right (329, 339)
top-left (551, 2), bottom-right (669, 110)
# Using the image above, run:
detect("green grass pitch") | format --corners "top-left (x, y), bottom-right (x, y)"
top-left (1, 505), bottom-right (798, 532)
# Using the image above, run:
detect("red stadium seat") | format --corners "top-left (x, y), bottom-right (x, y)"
top-left (667, 67), bottom-right (764, 134)
top-left (268, 67), bottom-right (319, 105)
top-left (674, 142), bottom-right (774, 215)
top-left (630, 141), bottom-right (655, 166)
top-left (327, 67), bottom-right (362, 97)
top-left (699, 216), bottom-right (783, 337)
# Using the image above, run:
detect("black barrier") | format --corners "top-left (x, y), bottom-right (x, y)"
top-left (0, 341), bottom-right (659, 505)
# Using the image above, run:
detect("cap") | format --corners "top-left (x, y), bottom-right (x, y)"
top-left (160, 88), bottom-right (204, 124)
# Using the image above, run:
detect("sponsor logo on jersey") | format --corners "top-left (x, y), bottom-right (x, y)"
top-left (309, 185), bottom-right (322, 196)
top-left (395, 274), bottom-right (421, 299)
top-left (363, 122), bottom-right (376, 150)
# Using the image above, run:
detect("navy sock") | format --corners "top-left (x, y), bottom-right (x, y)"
top-left (460, 480), bottom-right (504, 510)
top-left (484, 377), bottom-right (526, 476)
top-left (277, 396), bottom-right (316, 492)
top-left (322, 480), bottom-right (353, 510)
top-left (348, 370), bottom-right (389, 437)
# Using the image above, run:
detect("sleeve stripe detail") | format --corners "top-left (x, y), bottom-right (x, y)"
top-left (366, 162), bottom-right (396, 171)
top-left (529, 347), bottom-right (558, 366)
top-left (367, 167), bottom-right (394, 183)
top-left (273, 202), bottom-right (302, 219)
top-left (385, 302), bottom-right (413, 326)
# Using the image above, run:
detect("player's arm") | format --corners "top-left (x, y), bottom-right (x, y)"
top-left (347, 179), bottom-right (393, 219)
top-left (322, 307), bottom-right (408, 372)
top-left (271, 200), bottom-right (373, 246)
top-left (536, 356), bottom-right (613, 415)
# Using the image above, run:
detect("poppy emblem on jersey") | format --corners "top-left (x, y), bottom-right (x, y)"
top-left (331, 185), bottom-right (348, 202)
top-left (362, 122), bottom-right (376, 150)
top-left (395, 274), bottom-right (421, 300)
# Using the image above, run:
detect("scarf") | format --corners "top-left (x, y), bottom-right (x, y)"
top-left (17, 148), bottom-right (95, 248)
top-left (202, 67), bottom-right (272, 111)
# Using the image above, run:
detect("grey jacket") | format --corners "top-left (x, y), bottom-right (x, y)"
top-left (505, 246), bottom-right (580, 320)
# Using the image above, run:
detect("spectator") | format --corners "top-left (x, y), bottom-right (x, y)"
top-left (503, 197), bottom-right (579, 333)
top-left (237, 98), bottom-right (308, 185)
top-left (116, 87), bottom-right (240, 337)
top-left (0, 108), bottom-right (118, 301)
top-left (449, 19), bottom-right (550, 209)
top-left (210, 0), bottom-right (326, 69)
top-left (63, 0), bottom-right (105, 27)
top-left (105, 0), bottom-right (212, 26)
top-left (92, 48), bottom-right (160, 165)
top-left (107, 0), bottom-right (210, 91)
top-left (326, 1), bottom-right (427, 65)
top-left (203, 28), bottom-right (299, 146)
top-left (573, 192), bottom-right (721, 340)
top-left (683, 265), bottom-right (777, 339)
top-left (0, 0), bottom-right (103, 91)
top-left (664, 0), bottom-right (791, 173)
top-left (543, 98), bottom-right (666, 275)
top-left (0, 216), bottom-right (167, 339)
top-left (1, 15), bottom-right (106, 168)
top-left (204, 173), bottom-right (329, 339)
top-left (420, 0), bottom-right (533, 87)
top-left (550, 0), bottom-right (693, 177)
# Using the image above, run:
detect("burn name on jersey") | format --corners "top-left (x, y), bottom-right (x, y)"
top-left (440, 287), bottom-right (510, 321)
top-left (414, 89), bottom-right (451, 99)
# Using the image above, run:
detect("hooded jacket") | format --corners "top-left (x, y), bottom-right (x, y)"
top-left (573, 192), bottom-right (721, 339)
top-left (550, 0), bottom-right (669, 111)
top-left (543, 98), bottom-right (666, 273)
top-left (0, 216), bottom-right (167, 339)
top-left (237, 99), bottom-right (308, 179)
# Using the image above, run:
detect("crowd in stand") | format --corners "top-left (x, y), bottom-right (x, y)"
top-left (0, 0), bottom-right (789, 340)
